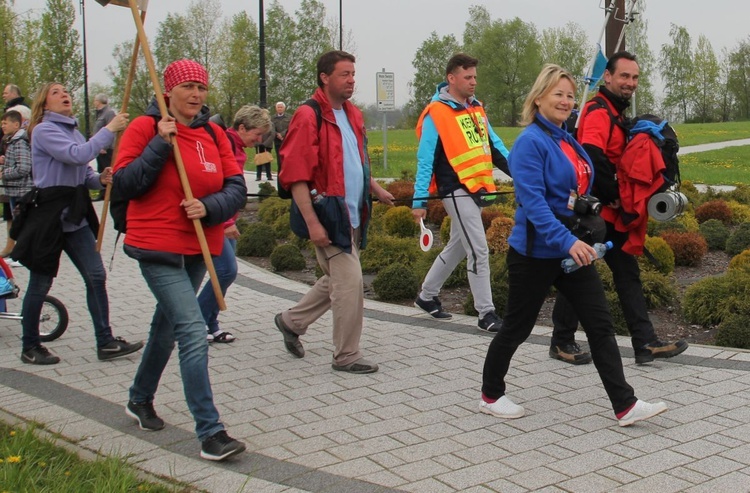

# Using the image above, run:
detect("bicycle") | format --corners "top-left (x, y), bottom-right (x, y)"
top-left (0, 258), bottom-right (69, 342)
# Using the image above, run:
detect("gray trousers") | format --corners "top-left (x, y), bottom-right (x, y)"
top-left (419, 188), bottom-right (494, 317)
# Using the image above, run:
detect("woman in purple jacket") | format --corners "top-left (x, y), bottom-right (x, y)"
top-left (15, 82), bottom-right (143, 365)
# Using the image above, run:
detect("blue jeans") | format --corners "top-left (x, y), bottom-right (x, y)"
top-left (21, 227), bottom-right (113, 351)
top-left (129, 255), bottom-right (223, 441)
top-left (197, 237), bottom-right (237, 334)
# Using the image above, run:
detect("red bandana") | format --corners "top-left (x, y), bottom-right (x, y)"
top-left (163, 59), bottom-right (209, 92)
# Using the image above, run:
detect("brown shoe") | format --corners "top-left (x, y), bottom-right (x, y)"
top-left (332, 358), bottom-right (379, 374)
top-left (635, 339), bottom-right (688, 365)
top-left (274, 313), bottom-right (304, 358)
top-left (549, 343), bottom-right (592, 365)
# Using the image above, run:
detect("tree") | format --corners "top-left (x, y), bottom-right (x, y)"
top-left (727, 37), bottom-right (750, 120)
top-left (404, 32), bottom-right (460, 124)
top-left (37, 0), bottom-right (83, 92)
top-left (467, 17), bottom-right (542, 126)
top-left (717, 48), bottom-right (736, 122)
top-left (264, 0), bottom-right (299, 106)
top-left (624, 0), bottom-right (657, 115)
top-left (690, 35), bottom-right (721, 123)
top-left (288, 0), bottom-right (333, 105)
top-left (540, 22), bottom-right (589, 95)
top-left (213, 12), bottom-right (260, 121)
top-left (106, 40), bottom-right (153, 119)
top-left (660, 24), bottom-right (694, 122)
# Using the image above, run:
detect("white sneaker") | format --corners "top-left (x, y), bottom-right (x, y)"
top-left (479, 396), bottom-right (525, 419)
top-left (618, 399), bottom-right (668, 427)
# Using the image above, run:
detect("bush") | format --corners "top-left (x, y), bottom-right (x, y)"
top-left (723, 183), bottom-right (750, 205)
top-left (694, 199), bottom-right (733, 224)
top-left (368, 201), bottom-right (391, 235)
top-left (660, 232), bottom-right (707, 266)
top-left (648, 218), bottom-right (687, 237)
top-left (699, 219), bottom-right (730, 250)
top-left (360, 235), bottom-right (421, 274)
top-left (676, 212), bottom-right (700, 233)
top-left (270, 244), bottom-right (306, 271)
top-left (372, 263), bottom-right (419, 301)
top-left (726, 201), bottom-right (750, 225)
top-left (640, 269), bottom-right (677, 309)
top-left (257, 181), bottom-right (277, 201)
top-left (726, 222), bottom-right (750, 256)
top-left (385, 180), bottom-right (414, 208)
top-left (440, 216), bottom-right (451, 245)
top-left (236, 222), bottom-right (276, 257)
top-left (680, 180), bottom-right (704, 208)
top-left (258, 197), bottom-right (289, 225)
top-left (682, 271), bottom-right (750, 326)
top-left (426, 200), bottom-right (447, 226)
top-left (638, 236), bottom-right (675, 275)
top-left (463, 253), bottom-right (509, 317)
top-left (272, 212), bottom-right (292, 240)
top-left (728, 249), bottom-right (750, 275)
top-left (714, 298), bottom-right (750, 349)
top-left (486, 216), bottom-right (514, 254)
top-left (235, 217), bottom-right (251, 234)
top-left (383, 206), bottom-right (419, 238)
top-left (481, 207), bottom-right (505, 231)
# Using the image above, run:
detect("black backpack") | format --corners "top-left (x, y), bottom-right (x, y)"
top-left (276, 99), bottom-right (322, 200)
top-left (627, 114), bottom-right (680, 192)
top-left (110, 116), bottom-right (220, 234)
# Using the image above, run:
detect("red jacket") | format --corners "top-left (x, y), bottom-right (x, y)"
top-left (614, 133), bottom-right (665, 255)
top-left (278, 88), bottom-right (371, 232)
top-left (114, 114), bottom-right (242, 255)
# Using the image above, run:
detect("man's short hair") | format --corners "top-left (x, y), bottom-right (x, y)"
top-left (606, 51), bottom-right (638, 73)
top-left (5, 84), bottom-right (21, 97)
top-left (275, 102), bottom-right (286, 108)
top-left (94, 93), bottom-right (108, 104)
top-left (316, 50), bottom-right (356, 88)
top-left (446, 53), bottom-right (479, 76)
top-left (2, 110), bottom-right (22, 125)
top-left (232, 105), bottom-right (272, 132)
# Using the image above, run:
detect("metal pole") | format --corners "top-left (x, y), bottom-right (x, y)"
top-left (258, 0), bottom-right (267, 108)
top-left (339, 0), bottom-right (342, 50)
top-left (80, 0), bottom-right (91, 138)
top-left (381, 68), bottom-right (387, 171)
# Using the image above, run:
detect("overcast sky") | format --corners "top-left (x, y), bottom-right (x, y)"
top-left (20, 0), bottom-right (750, 107)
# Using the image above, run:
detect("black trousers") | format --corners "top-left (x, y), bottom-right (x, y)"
top-left (551, 221), bottom-right (656, 350)
top-left (96, 148), bottom-right (113, 173)
top-left (482, 247), bottom-right (636, 414)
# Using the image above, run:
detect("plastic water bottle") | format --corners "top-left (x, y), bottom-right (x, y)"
top-left (561, 241), bottom-right (613, 273)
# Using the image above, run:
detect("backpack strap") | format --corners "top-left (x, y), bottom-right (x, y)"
top-left (150, 114), bottom-right (220, 145)
top-left (302, 99), bottom-right (322, 131)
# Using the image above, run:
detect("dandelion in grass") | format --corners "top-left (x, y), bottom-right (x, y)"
top-left (64, 471), bottom-right (71, 476)
top-left (38, 461), bottom-right (47, 468)
top-left (9, 431), bottom-right (15, 437)
top-left (6, 456), bottom-right (21, 463)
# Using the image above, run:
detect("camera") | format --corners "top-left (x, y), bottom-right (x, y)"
top-left (573, 194), bottom-right (602, 216)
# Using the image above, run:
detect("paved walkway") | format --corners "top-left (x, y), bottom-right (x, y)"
top-left (2, 181), bottom-right (750, 492)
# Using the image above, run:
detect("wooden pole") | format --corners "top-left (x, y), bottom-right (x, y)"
top-left (96, 9), bottom-right (146, 252)
top-left (124, 0), bottom-right (226, 310)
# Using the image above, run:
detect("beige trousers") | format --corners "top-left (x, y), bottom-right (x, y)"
top-left (281, 229), bottom-right (364, 366)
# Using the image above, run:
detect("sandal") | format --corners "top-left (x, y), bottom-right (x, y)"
top-left (212, 331), bottom-right (236, 343)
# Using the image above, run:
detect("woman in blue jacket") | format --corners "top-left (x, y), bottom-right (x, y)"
top-left (479, 65), bottom-right (667, 427)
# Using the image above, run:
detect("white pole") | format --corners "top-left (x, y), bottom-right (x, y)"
top-left (381, 68), bottom-right (388, 171)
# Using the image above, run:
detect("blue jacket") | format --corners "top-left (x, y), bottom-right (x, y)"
top-left (413, 83), bottom-right (509, 209)
top-left (508, 115), bottom-right (595, 259)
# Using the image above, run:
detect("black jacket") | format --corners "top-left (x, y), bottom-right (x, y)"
top-left (10, 186), bottom-right (99, 276)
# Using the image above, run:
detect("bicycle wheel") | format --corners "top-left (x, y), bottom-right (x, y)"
top-left (39, 295), bottom-right (69, 342)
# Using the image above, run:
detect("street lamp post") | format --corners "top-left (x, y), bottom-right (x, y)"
top-left (80, 0), bottom-right (91, 138)
top-left (258, 0), bottom-right (267, 108)
top-left (339, 0), bottom-right (342, 50)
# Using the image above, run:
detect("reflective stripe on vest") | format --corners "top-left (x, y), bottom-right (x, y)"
top-left (417, 101), bottom-right (496, 194)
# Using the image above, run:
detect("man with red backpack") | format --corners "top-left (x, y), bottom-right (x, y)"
top-left (550, 51), bottom-right (688, 366)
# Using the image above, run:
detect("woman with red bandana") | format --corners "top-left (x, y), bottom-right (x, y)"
top-left (113, 59), bottom-right (246, 461)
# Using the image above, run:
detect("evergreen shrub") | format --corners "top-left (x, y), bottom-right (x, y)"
top-left (698, 219), bottom-right (729, 250)
top-left (694, 199), bottom-right (733, 224)
top-left (638, 236), bottom-right (675, 275)
top-left (660, 232), bottom-right (707, 266)
top-left (486, 216), bottom-right (514, 254)
top-left (270, 244), bottom-right (306, 271)
top-left (258, 197), bottom-right (289, 224)
top-left (372, 263), bottom-right (419, 301)
top-left (360, 235), bottom-right (420, 274)
top-left (728, 249), bottom-right (750, 275)
top-left (682, 271), bottom-right (750, 326)
top-left (383, 206), bottom-right (419, 238)
top-left (726, 222), bottom-right (750, 256)
top-left (257, 181), bottom-right (276, 201)
top-left (237, 222), bottom-right (276, 257)
top-left (714, 298), bottom-right (750, 349)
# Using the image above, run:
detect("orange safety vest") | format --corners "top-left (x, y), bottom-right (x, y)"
top-left (416, 101), bottom-right (497, 195)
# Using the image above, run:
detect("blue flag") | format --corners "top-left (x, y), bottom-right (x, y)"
top-left (585, 46), bottom-right (608, 90)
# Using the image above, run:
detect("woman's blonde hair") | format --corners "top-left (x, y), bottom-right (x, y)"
top-left (232, 105), bottom-right (272, 133)
top-left (27, 82), bottom-right (61, 139)
top-left (520, 64), bottom-right (576, 126)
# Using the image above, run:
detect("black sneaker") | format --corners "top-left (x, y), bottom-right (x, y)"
top-left (126, 401), bottom-right (165, 431)
top-left (549, 343), bottom-right (593, 365)
top-left (21, 345), bottom-right (60, 365)
top-left (414, 296), bottom-right (452, 319)
top-left (635, 339), bottom-right (688, 365)
top-left (97, 337), bottom-right (144, 361)
top-left (478, 311), bottom-right (502, 332)
top-left (200, 430), bottom-right (246, 461)
top-left (274, 313), bottom-right (305, 358)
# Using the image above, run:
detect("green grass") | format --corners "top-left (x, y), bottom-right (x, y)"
top-left (368, 121), bottom-right (750, 183)
top-left (0, 422), bottom-right (190, 493)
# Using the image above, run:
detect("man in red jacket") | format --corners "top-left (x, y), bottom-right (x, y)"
top-left (275, 51), bottom-right (393, 374)
top-left (550, 51), bottom-right (688, 366)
